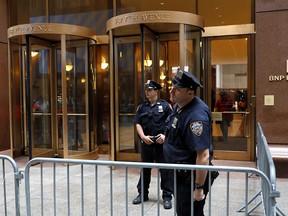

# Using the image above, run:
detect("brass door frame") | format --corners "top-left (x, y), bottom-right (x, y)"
top-left (107, 11), bottom-right (204, 161)
top-left (8, 23), bottom-right (97, 159)
top-left (113, 36), bottom-right (142, 161)
top-left (202, 25), bottom-right (256, 161)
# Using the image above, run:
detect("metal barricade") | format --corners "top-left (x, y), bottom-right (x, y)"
top-left (0, 155), bottom-right (23, 216)
top-left (23, 157), bottom-right (278, 216)
top-left (237, 122), bottom-right (284, 216)
top-left (0, 130), bottom-right (283, 216)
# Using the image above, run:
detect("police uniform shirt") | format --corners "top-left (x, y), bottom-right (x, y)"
top-left (134, 99), bottom-right (172, 137)
top-left (164, 96), bottom-right (212, 163)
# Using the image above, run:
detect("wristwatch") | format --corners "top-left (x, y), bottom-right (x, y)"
top-left (195, 183), bottom-right (204, 189)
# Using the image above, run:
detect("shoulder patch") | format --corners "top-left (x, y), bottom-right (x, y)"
top-left (190, 121), bottom-right (203, 136)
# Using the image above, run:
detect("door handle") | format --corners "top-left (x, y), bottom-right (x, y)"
top-left (250, 95), bottom-right (256, 108)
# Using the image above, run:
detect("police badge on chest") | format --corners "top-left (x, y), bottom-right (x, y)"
top-left (172, 117), bottom-right (178, 128)
top-left (158, 105), bottom-right (163, 113)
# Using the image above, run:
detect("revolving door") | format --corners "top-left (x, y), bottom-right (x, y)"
top-left (8, 23), bottom-right (98, 159)
top-left (106, 11), bottom-right (204, 161)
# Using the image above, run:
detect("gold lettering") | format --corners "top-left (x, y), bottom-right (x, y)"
top-left (164, 13), bottom-right (170, 19)
top-left (142, 14), bottom-right (148, 21)
top-left (125, 15), bottom-right (138, 23)
top-left (141, 12), bottom-right (171, 21)
top-left (34, 25), bottom-right (52, 32)
top-left (116, 18), bottom-right (123, 24)
top-left (8, 24), bottom-right (52, 38)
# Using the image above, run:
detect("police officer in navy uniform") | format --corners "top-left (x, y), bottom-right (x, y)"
top-left (163, 69), bottom-right (217, 216)
top-left (132, 80), bottom-right (173, 209)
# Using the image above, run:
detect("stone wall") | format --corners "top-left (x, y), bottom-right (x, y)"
top-left (0, 0), bottom-right (10, 150)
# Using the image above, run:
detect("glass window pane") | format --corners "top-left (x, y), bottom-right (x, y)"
top-left (48, 0), bottom-right (113, 35)
top-left (116, 0), bottom-right (196, 15)
top-left (198, 0), bottom-right (253, 27)
top-left (10, 0), bottom-right (113, 34)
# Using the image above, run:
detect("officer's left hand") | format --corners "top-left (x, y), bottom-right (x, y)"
top-left (156, 134), bottom-right (165, 144)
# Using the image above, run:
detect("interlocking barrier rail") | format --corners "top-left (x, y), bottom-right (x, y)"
top-left (0, 122), bottom-right (284, 216)
top-left (0, 157), bottom-right (282, 215)
top-left (0, 155), bottom-right (22, 216)
top-left (236, 122), bottom-right (285, 216)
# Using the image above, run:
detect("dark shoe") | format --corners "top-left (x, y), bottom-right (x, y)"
top-left (163, 199), bottom-right (172, 209)
top-left (132, 194), bottom-right (149, 205)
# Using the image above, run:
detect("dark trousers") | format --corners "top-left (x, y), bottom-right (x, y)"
top-left (137, 142), bottom-right (173, 200)
top-left (176, 171), bottom-right (216, 216)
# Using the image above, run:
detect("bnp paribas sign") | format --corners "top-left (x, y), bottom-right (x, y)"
top-left (268, 60), bottom-right (288, 82)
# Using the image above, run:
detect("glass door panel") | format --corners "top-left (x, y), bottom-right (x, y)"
top-left (30, 42), bottom-right (53, 157)
top-left (56, 39), bottom-right (90, 156)
top-left (9, 42), bottom-right (24, 157)
top-left (159, 39), bottom-right (179, 102)
top-left (94, 45), bottom-right (110, 154)
top-left (183, 25), bottom-right (201, 87)
top-left (114, 31), bottom-right (200, 160)
top-left (115, 37), bottom-right (141, 155)
top-left (210, 37), bottom-right (250, 160)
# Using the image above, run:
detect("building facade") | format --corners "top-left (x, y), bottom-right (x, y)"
top-left (0, 0), bottom-right (287, 163)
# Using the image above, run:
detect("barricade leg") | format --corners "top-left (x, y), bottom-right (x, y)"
top-left (276, 206), bottom-right (286, 216)
top-left (237, 190), bottom-right (262, 215)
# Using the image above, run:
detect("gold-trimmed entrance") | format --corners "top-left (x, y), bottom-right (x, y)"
top-left (106, 11), bottom-right (204, 161)
top-left (8, 23), bottom-right (98, 159)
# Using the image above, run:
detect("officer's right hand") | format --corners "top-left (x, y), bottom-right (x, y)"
top-left (141, 135), bottom-right (154, 145)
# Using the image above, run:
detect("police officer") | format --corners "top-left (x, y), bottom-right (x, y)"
top-left (132, 80), bottom-right (173, 209)
top-left (163, 69), bottom-right (216, 216)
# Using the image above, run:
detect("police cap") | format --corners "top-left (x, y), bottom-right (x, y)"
top-left (145, 80), bottom-right (162, 90)
top-left (172, 69), bottom-right (203, 90)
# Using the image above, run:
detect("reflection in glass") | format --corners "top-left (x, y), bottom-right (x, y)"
top-left (57, 116), bottom-right (86, 150)
top-left (33, 115), bottom-right (52, 148)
